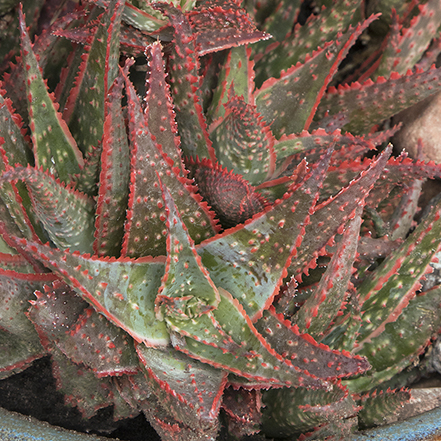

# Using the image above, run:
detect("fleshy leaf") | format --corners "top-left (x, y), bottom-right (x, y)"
top-left (206, 45), bottom-right (255, 124)
top-left (186, 158), bottom-right (267, 229)
top-left (187, 0), bottom-right (270, 56)
top-left (18, 7), bottom-right (83, 183)
top-left (293, 204), bottom-right (362, 339)
top-left (156, 184), bottom-right (220, 319)
top-left (65, 0), bottom-right (124, 163)
top-left (137, 344), bottom-right (226, 433)
top-left (145, 42), bottom-right (185, 176)
top-left (169, 287), bottom-right (328, 389)
top-left (1, 166), bottom-right (95, 254)
top-left (121, 67), bottom-right (217, 258)
top-left (375, 0), bottom-right (441, 77)
top-left (251, 0), bottom-right (301, 61)
top-left (29, 280), bottom-right (139, 377)
top-left (261, 382), bottom-right (357, 438)
top-left (345, 285), bottom-right (441, 393)
top-left (0, 131), bottom-right (39, 241)
top-left (254, 0), bottom-right (363, 86)
top-left (357, 388), bottom-right (411, 429)
top-left (197, 150), bottom-right (331, 321)
top-left (155, 3), bottom-right (214, 161)
top-left (209, 92), bottom-right (276, 185)
top-left (0, 269), bottom-right (56, 379)
top-left (50, 347), bottom-right (114, 418)
top-left (255, 306), bottom-right (370, 380)
top-left (316, 66), bottom-right (441, 134)
top-left (288, 146), bottom-right (392, 281)
top-left (222, 388), bottom-right (262, 438)
top-left (354, 195), bottom-right (441, 349)
top-left (254, 15), bottom-right (378, 137)
top-left (94, 73), bottom-right (130, 257)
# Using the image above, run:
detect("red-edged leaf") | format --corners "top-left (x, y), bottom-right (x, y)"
top-left (64, 0), bottom-right (124, 162)
top-left (155, 183), bottom-right (220, 319)
top-left (50, 347), bottom-right (114, 418)
top-left (261, 381), bottom-right (358, 437)
top-left (255, 306), bottom-right (370, 380)
top-left (254, 0), bottom-right (363, 86)
top-left (254, 15), bottom-right (379, 137)
top-left (1, 166), bottom-right (95, 254)
top-left (0, 269), bottom-right (56, 379)
top-left (222, 388), bottom-right (262, 438)
top-left (316, 66), bottom-right (441, 134)
top-left (144, 42), bottom-right (185, 176)
top-left (293, 204), bottom-right (362, 339)
top-left (186, 158), bottom-right (267, 229)
top-left (355, 196), bottom-right (441, 349)
top-left (346, 285), bottom-right (441, 393)
top-left (137, 344), bottom-right (226, 433)
top-left (187, 0), bottom-right (270, 56)
top-left (94, 73), bottom-right (130, 257)
top-left (288, 146), bottom-right (391, 281)
top-left (19, 7), bottom-right (83, 183)
top-left (154, 3), bottom-right (214, 161)
top-left (0, 131), bottom-right (39, 241)
top-left (197, 150), bottom-right (331, 321)
top-left (206, 45), bottom-right (255, 124)
top-left (121, 67), bottom-right (217, 258)
top-left (375, 0), bottom-right (441, 77)
top-left (209, 92), bottom-right (276, 185)
top-left (26, 244), bottom-right (170, 347)
top-left (169, 287), bottom-right (328, 389)
top-left (29, 280), bottom-right (139, 377)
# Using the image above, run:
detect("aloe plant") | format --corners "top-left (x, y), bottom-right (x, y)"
top-left (2, 0), bottom-right (441, 439)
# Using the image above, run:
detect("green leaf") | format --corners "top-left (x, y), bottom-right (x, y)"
top-left (19, 7), bottom-right (83, 183)
top-left (355, 196), bottom-right (441, 349)
top-left (293, 204), bottom-right (362, 339)
top-left (121, 67), bottom-right (217, 258)
top-left (65, 0), bottom-right (124, 161)
top-left (156, 184), bottom-right (220, 319)
top-left (197, 150), bottom-right (331, 320)
top-left (168, 287), bottom-right (328, 389)
top-left (2, 166), bottom-right (95, 254)
top-left (94, 73), bottom-right (130, 257)
top-left (254, 0), bottom-right (363, 86)
top-left (18, 239), bottom-right (170, 347)
top-left (261, 382), bottom-right (357, 437)
top-left (156, 3), bottom-right (214, 161)
top-left (254, 15), bottom-right (378, 137)
top-left (316, 66), bottom-right (441, 134)
top-left (137, 344), bottom-right (226, 432)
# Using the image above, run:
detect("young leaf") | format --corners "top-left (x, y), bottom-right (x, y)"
top-left (156, 183), bottom-right (220, 320)
top-left (186, 158), bottom-right (266, 229)
top-left (210, 92), bottom-right (276, 185)
top-left (94, 73), bottom-right (130, 257)
top-left (197, 150), bottom-right (331, 321)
